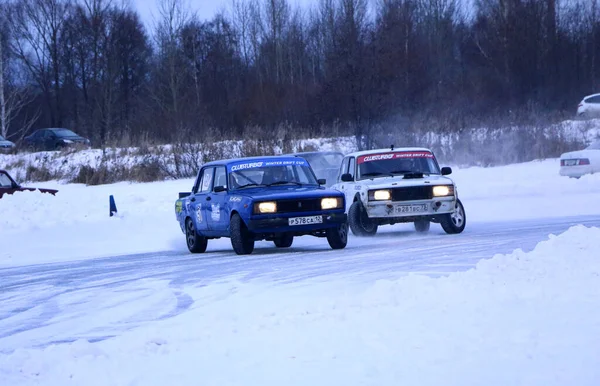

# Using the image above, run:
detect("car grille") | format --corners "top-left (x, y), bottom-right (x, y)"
top-left (276, 198), bottom-right (322, 213)
top-left (391, 186), bottom-right (433, 201)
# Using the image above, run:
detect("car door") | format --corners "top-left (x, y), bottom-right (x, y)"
top-left (189, 167), bottom-right (214, 234)
top-left (337, 157), bottom-right (356, 211)
top-left (206, 166), bottom-right (230, 234)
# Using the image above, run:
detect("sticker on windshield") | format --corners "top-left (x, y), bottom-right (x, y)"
top-left (229, 159), bottom-right (307, 171)
top-left (358, 152), bottom-right (433, 164)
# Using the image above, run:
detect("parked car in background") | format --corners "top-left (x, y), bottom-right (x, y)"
top-left (0, 170), bottom-right (58, 199)
top-left (287, 151), bottom-right (344, 188)
top-left (331, 147), bottom-right (465, 236)
top-left (559, 140), bottom-right (600, 178)
top-left (23, 128), bottom-right (90, 151)
top-left (175, 156), bottom-right (348, 255)
top-left (576, 93), bottom-right (600, 117)
top-left (0, 135), bottom-right (16, 152)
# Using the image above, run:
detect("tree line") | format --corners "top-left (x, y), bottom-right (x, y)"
top-left (0, 0), bottom-right (599, 148)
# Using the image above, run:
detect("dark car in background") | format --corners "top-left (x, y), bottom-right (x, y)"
top-left (0, 135), bottom-right (16, 152)
top-left (0, 170), bottom-right (58, 199)
top-left (23, 128), bottom-right (90, 151)
top-left (287, 151), bottom-right (344, 188)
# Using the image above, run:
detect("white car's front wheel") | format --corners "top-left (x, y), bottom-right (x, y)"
top-left (348, 201), bottom-right (378, 237)
top-left (440, 199), bottom-right (466, 234)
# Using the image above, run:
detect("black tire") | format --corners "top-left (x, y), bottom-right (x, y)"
top-left (440, 199), bottom-right (466, 234)
top-left (348, 201), bottom-right (378, 237)
top-left (230, 213), bottom-right (255, 255)
top-left (326, 222), bottom-right (348, 249)
top-left (414, 219), bottom-right (430, 233)
top-left (185, 218), bottom-right (208, 253)
top-left (273, 233), bottom-right (293, 248)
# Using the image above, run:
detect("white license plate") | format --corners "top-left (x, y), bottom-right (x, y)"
top-left (394, 204), bottom-right (428, 214)
top-left (288, 215), bottom-right (323, 226)
top-left (564, 160), bottom-right (578, 166)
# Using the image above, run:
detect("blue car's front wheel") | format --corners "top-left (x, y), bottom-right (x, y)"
top-left (230, 213), bottom-right (255, 255)
top-left (186, 218), bottom-right (208, 253)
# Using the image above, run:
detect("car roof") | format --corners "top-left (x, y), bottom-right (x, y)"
top-left (289, 151), bottom-right (343, 156)
top-left (202, 155), bottom-right (306, 168)
top-left (344, 147), bottom-right (434, 158)
top-left (583, 93), bottom-right (600, 100)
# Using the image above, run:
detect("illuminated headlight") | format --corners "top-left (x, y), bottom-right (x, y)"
top-left (433, 185), bottom-right (453, 197)
top-left (62, 139), bottom-right (74, 144)
top-left (369, 189), bottom-right (391, 201)
top-left (321, 197), bottom-right (340, 210)
top-left (257, 201), bottom-right (277, 213)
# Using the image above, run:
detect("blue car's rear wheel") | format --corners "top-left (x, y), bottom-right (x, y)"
top-left (230, 213), bottom-right (255, 255)
top-left (186, 218), bottom-right (208, 253)
top-left (327, 222), bottom-right (348, 249)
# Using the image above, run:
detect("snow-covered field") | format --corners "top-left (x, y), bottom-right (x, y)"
top-left (2, 154), bottom-right (600, 385)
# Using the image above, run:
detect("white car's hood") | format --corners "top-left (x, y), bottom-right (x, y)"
top-left (361, 174), bottom-right (453, 189)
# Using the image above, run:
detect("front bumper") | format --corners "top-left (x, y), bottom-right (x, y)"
top-left (365, 197), bottom-right (456, 218)
top-left (247, 211), bottom-right (347, 234)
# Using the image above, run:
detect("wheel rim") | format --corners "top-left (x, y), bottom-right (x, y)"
top-left (451, 202), bottom-right (464, 227)
top-left (186, 220), bottom-right (195, 248)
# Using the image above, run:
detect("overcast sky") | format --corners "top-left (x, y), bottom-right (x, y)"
top-left (132, 0), bottom-right (317, 28)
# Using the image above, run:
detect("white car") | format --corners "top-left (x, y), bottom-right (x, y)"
top-left (559, 140), bottom-right (600, 178)
top-left (0, 135), bottom-right (16, 152)
top-left (577, 93), bottom-right (600, 117)
top-left (331, 147), bottom-right (466, 236)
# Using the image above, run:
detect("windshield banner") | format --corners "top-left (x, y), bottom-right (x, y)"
top-left (357, 151), bottom-right (433, 164)
top-left (229, 158), bottom-right (308, 172)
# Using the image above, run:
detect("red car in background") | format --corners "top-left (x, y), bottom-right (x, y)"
top-left (0, 170), bottom-right (58, 199)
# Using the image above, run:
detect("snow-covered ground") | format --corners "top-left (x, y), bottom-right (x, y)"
top-left (1, 224), bottom-right (600, 385)
top-left (1, 157), bottom-right (599, 266)
top-left (2, 155), bottom-right (600, 385)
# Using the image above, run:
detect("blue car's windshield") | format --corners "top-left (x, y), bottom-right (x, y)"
top-left (229, 163), bottom-right (318, 189)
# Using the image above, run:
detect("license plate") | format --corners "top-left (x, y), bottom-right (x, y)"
top-left (288, 215), bottom-right (323, 226)
top-left (564, 160), bottom-right (577, 166)
top-left (394, 204), bottom-right (428, 214)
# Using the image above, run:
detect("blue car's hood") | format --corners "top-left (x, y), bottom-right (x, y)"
top-left (233, 185), bottom-right (343, 200)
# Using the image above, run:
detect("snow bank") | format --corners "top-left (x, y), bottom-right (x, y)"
top-left (1, 225), bottom-right (599, 386)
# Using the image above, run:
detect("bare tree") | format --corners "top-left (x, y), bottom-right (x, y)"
top-left (0, 2), bottom-right (40, 140)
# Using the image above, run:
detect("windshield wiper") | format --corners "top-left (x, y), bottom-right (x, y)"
top-left (236, 183), bottom-right (265, 189)
top-left (266, 181), bottom-right (303, 187)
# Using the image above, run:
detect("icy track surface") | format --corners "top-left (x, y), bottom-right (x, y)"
top-left (1, 224), bottom-right (600, 385)
top-left (2, 158), bottom-right (600, 385)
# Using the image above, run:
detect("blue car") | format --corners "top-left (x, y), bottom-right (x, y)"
top-left (175, 156), bottom-right (348, 255)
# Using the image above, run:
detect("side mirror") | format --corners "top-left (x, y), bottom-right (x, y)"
top-left (213, 185), bottom-right (227, 193)
top-left (341, 173), bottom-right (353, 182)
top-left (317, 178), bottom-right (326, 185)
top-left (179, 192), bottom-right (191, 198)
top-left (441, 167), bottom-right (452, 176)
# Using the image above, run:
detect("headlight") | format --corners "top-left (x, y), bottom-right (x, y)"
top-left (257, 201), bottom-right (277, 213)
top-left (369, 189), bottom-right (391, 201)
top-left (433, 185), bottom-right (453, 197)
top-left (62, 139), bottom-right (74, 144)
top-left (321, 197), bottom-right (340, 210)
